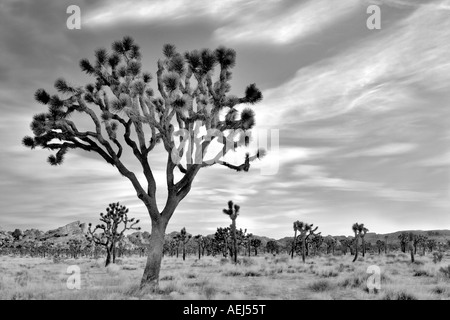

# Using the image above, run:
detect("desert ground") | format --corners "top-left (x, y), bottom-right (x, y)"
top-left (1, 252), bottom-right (449, 300)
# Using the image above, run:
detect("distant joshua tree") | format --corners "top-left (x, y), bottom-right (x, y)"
top-left (352, 223), bottom-right (368, 262)
top-left (250, 238), bottom-right (262, 256)
top-left (407, 232), bottom-right (415, 262)
top-left (223, 200), bottom-right (240, 263)
top-left (375, 240), bottom-right (385, 255)
top-left (86, 202), bottom-right (140, 267)
top-left (398, 232), bottom-right (409, 253)
top-left (292, 221), bottom-right (319, 263)
top-left (384, 235), bottom-right (388, 254)
top-left (193, 234), bottom-right (203, 260)
top-left (175, 227), bottom-right (191, 261)
top-left (324, 236), bottom-right (336, 255)
top-left (266, 240), bottom-right (279, 255)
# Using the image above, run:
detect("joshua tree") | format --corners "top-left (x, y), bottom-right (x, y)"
top-left (291, 221), bottom-right (299, 259)
top-left (384, 235), bottom-right (388, 254)
top-left (324, 236), bottom-right (336, 255)
top-left (413, 234), bottom-right (427, 254)
top-left (250, 238), bottom-right (261, 256)
top-left (23, 37), bottom-right (264, 287)
top-left (193, 234), bottom-right (203, 260)
top-left (67, 238), bottom-right (84, 259)
top-left (351, 223), bottom-right (368, 262)
top-left (86, 202), bottom-right (140, 266)
top-left (375, 240), bottom-right (385, 255)
top-left (359, 224), bottom-right (369, 257)
top-left (310, 234), bottom-right (324, 256)
top-left (266, 240), bottom-right (279, 255)
top-left (244, 233), bottom-right (253, 257)
top-left (398, 233), bottom-right (409, 253)
top-left (12, 229), bottom-right (22, 241)
top-left (426, 239), bottom-right (437, 253)
top-left (292, 221), bottom-right (319, 263)
top-left (407, 232), bottom-right (415, 262)
top-left (223, 200), bottom-right (240, 263)
top-left (174, 227), bottom-right (191, 261)
top-left (214, 227), bottom-right (231, 258)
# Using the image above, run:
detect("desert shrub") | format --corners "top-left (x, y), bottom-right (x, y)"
top-left (308, 280), bottom-right (332, 292)
top-left (122, 264), bottom-right (138, 270)
top-left (433, 252), bottom-right (444, 264)
top-left (439, 265), bottom-right (450, 278)
top-left (220, 258), bottom-right (229, 265)
top-left (432, 286), bottom-right (446, 295)
top-left (287, 269), bottom-right (296, 274)
top-left (203, 286), bottom-right (217, 300)
top-left (413, 269), bottom-right (431, 277)
top-left (186, 273), bottom-right (197, 279)
top-left (244, 271), bottom-right (262, 277)
top-left (157, 282), bottom-right (180, 295)
top-left (160, 275), bottom-right (175, 281)
top-left (14, 270), bottom-right (30, 287)
top-left (382, 290), bottom-right (417, 300)
top-left (386, 254), bottom-right (396, 259)
top-left (274, 256), bottom-right (289, 264)
top-left (240, 257), bottom-right (256, 266)
top-left (223, 271), bottom-right (242, 277)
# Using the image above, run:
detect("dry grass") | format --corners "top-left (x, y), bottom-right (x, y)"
top-left (0, 252), bottom-right (449, 300)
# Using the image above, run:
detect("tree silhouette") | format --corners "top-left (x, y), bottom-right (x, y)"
top-left (23, 37), bottom-right (264, 287)
top-left (223, 200), bottom-right (240, 263)
top-left (86, 202), bottom-right (140, 266)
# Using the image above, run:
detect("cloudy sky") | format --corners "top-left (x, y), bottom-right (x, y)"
top-left (0, 0), bottom-right (449, 238)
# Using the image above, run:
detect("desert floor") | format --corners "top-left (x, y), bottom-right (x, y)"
top-left (1, 252), bottom-right (449, 300)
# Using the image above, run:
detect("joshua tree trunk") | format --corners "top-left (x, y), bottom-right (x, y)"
top-left (254, 247), bottom-right (257, 256)
top-left (362, 238), bottom-right (365, 257)
top-left (352, 235), bottom-right (359, 263)
top-left (105, 248), bottom-right (112, 267)
top-left (182, 244), bottom-right (186, 261)
top-left (301, 235), bottom-right (306, 263)
top-left (140, 218), bottom-right (167, 288)
top-left (232, 219), bottom-right (237, 264)
top-left (409, 241), bottom-right (415, 263)
top-left (291, 229), bottom-right (297, 259)
top-left (198, 244), bottom-right (201, 260)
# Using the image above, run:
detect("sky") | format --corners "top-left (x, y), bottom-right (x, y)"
top-left (0, 0), bottom-right (449, 238)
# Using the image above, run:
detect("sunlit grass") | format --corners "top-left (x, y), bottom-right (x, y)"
top-left (0, 252), bottom-right (449, 299)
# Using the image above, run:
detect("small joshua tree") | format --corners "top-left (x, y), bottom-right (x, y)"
top-left (324, 236), bottom-right (336, 255)
top-left (266, 240), bottom-right (279, 255)
top-left (223, 200), bottom-right (240, 263)
top-left (86, 202), bottom-right (140, 266)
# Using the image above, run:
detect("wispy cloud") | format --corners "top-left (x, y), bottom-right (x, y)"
top-left (344, 143), bottom-right (417, 157)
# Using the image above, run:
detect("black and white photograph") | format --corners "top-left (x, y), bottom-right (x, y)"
top-left (0, 0), bottom-right (449, 303)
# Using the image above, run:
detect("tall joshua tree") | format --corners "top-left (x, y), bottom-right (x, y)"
top-left (293, 221), bottom-right (318, 263)
top-left (23, 37), bottom-right (264, 287)
top-left (223, 200), bottom-right (240, 263)
top-left (86, 202), bottom-right (140, 266)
